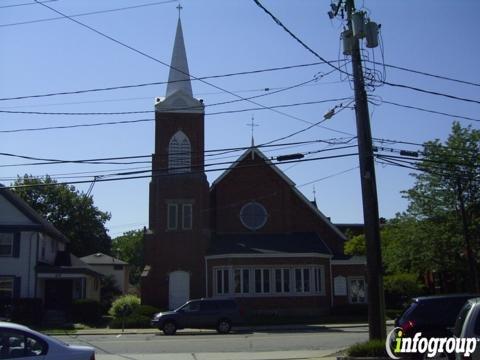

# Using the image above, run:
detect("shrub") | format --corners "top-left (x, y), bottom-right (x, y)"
top-left (9, 298), bottom-right (43, 325)
top-left (384, 273), bottom-right (425, 308)
top-left (71, 299), bottom-right (103, 324)
top-left (109, 295), bottom-right (140, 318)
top-left (109, 314), bottom-right (150, 329)
top-left (347, 339), bottom-right (387, 357)
top-left (135, 305), bottom-right (160, 318)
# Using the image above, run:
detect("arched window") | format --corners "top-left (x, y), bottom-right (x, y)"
top-left (168, 131), bottom-right (191, 173)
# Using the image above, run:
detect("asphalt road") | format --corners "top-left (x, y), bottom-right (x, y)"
top-left (54, 325), bottom-right (369, 359)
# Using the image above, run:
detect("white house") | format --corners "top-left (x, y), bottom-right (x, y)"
top-left (0, 184), bottom-right (101, 313)
top-left (80, 253), bottom-right (129, 294)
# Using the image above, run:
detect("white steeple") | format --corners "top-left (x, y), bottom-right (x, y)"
top-left (166, 17), bottom-right (193, 99)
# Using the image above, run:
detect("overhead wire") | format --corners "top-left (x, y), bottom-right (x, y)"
top-left (0, 0), bottom-right (177, 27)
top-left (31, 0), bottom-right (347, 136)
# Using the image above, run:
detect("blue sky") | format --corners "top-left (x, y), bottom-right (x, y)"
top-left (1, 0), bottom-right (479, 238)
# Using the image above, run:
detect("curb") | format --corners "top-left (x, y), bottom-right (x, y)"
top-left (45, 321), bottom-right (382, 336)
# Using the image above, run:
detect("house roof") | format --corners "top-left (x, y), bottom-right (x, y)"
top-left (210, 147), bottom-right (347, 240)
top-left (207, 232), bottom-right (332, 256)
top-left (37, 252), bottom-right (102, 277)
top-left (81, 252), bottom-right (128, 265)
top-left (0, 184), bottom-right (69, 243)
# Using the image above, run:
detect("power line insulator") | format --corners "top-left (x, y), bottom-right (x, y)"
top-left (276, 153), bottom-right (304, 161)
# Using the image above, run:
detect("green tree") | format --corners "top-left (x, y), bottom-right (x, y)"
top-left (12, 175), bottom-right (111, 256)
top-left (403, 122), bottom-right (480, 291)
top-left (112, 229), bottom-right (144, 285)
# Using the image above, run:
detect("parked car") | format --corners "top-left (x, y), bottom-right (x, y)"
top-left (0, 321), bottom-right (95, 360)
top-left (453, 298), bottom-right (480, 360)
top-left (395, 294), bottom-right (478, 339)
top-left (151, 298), bottom-right (244, 335)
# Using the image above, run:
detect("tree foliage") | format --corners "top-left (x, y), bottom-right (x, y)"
top-left (112, 229), bottom-right (144, 285)
top-left (12, 175), bottom-right (111, 256)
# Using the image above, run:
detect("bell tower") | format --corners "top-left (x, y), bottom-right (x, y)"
top-left (142, 17), bottom-right (210, 309)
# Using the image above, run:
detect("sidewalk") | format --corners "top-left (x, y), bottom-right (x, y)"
top-left (47, 321), bottom-right (381, 336)
top-left (94, 350), bottom-right (340, 360)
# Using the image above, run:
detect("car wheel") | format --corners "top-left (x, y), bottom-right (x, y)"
top-left (217, 319), bottom-right (231, 334)
top-left (162, 321), bottom-right (177, 335)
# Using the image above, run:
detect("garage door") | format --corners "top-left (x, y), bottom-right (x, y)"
top-left (168, 271), bottom-right (190, 310)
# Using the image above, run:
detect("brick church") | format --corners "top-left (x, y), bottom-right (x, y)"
top-left (141, 18), bottom-right (367, 315)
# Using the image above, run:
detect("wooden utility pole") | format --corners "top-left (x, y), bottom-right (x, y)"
top-left (345, 0), bottom-right (386, 340)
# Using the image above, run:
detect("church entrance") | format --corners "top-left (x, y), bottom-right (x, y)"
top-left (168, 271), bottom-right (190, 310)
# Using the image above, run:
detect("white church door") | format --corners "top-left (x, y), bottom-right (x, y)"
top-left (169, 271), bottom-right (190, 310)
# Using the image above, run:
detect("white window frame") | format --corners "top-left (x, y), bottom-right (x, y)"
top-left (167, 203), bottom-right (178, 230)
top-left (182, 203), bottom-right (193, 230)
top-left (274, 268), bottom-right (290, 293)
top-left (294, 267), bottom-right (311, 293)
top-left (0, 233), bottom-right (13, 257)
top-left (215, 268), bottom-right (230, 296)
top-left (348, 277), bottom-right (367, 304)
top-left (234, 269), bottom-right (250, 294)
top-left (313, 266), bottom-right (325, 295)
top-left (254, 268), bottom-right (271, 294)
top-left (0, 277), bottom-right (14, 299)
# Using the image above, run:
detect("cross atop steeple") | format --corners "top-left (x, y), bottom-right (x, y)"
top-left (176, 3), bottom-right (183, 19)
top-left (247, 115), bottom-right (259, 147)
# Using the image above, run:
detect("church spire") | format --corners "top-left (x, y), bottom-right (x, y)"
top-left (166, 15), bottom-right (193, 98)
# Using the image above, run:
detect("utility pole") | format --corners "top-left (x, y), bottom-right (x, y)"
top-left (344, 0), bottom-right (386, 340)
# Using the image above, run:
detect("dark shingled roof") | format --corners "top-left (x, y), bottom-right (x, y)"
top-left (208, 232), bottom-right (332, 256)
top-left (37, 252), bottom-right (102, 277)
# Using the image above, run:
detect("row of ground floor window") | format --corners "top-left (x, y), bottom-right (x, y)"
top-left (212, 265), bottom-right (366, 304)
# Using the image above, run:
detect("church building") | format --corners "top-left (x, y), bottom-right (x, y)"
top-left (141, 18), bottom-right (367, 315)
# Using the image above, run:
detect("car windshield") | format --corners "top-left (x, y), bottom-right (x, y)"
top-left (453, 302), bottom-right (472, 337)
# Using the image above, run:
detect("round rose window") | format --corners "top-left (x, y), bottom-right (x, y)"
top-left (240, 202), bottom-right (268, 230)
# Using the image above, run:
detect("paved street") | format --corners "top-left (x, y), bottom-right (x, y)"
top-left (54, 325), bottom-right (369, 360)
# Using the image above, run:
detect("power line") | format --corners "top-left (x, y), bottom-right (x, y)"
top-left (4, 152), bottom-right (359, 189)
top-left (366, 60), bottom-right (480, 88)
top-left (378, 99), bottom-right (480, 123)
top-left (0, 98), bottom-right (354, 134)
top-left (0, 0), bottom-right (176, 27)
top-left (0, 0), bottom-right (56, 9)
top-left (32, 0), bottom-right (343, 135)
top-left (380, 80), bottom-right (480, 106)
top-left (0, 61), bottom-right (342, 102)
top-left (252, 0), bottom-right (346, 76)
top-left (0, 138), bottom-right (352, 167)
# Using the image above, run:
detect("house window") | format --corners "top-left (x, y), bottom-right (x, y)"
top-left (349, 277), bottom-right (366, 303)
top-left (295, 268), bottom-right (311, 293)
top-left (314, 267), bottom-right (323, 293)
top-left (0, 233), bottom-right (13, 256)
top-left (240, 202), bottom-right (268, 231)
top-left (234, 269), bottom-right (250, 294)
top-left (254, 269), bottom-right (270, 293)
top-left (167, 204), bottom-right (178, 230)
top-left (182, 204), bottom-right (192, 230)
top-left (113, 265), bottom-right (123, 270)
top-left (216, 269), bottom-right (230, 295)
top-left (168, 131), bottom-right (191, 174)
top-left (0, 277), bottom-right (14, 299)
top-left (274, 269), bottom-right (290, 293)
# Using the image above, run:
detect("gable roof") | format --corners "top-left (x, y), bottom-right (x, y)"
top-left (210, 147), bottom-right (346, 240)
top-left (208, 232), bottom-right (332, 256)
top-left (81, 252), bottom-right (128, 265)
top-left (0, 184), bottom-right (69, 243)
